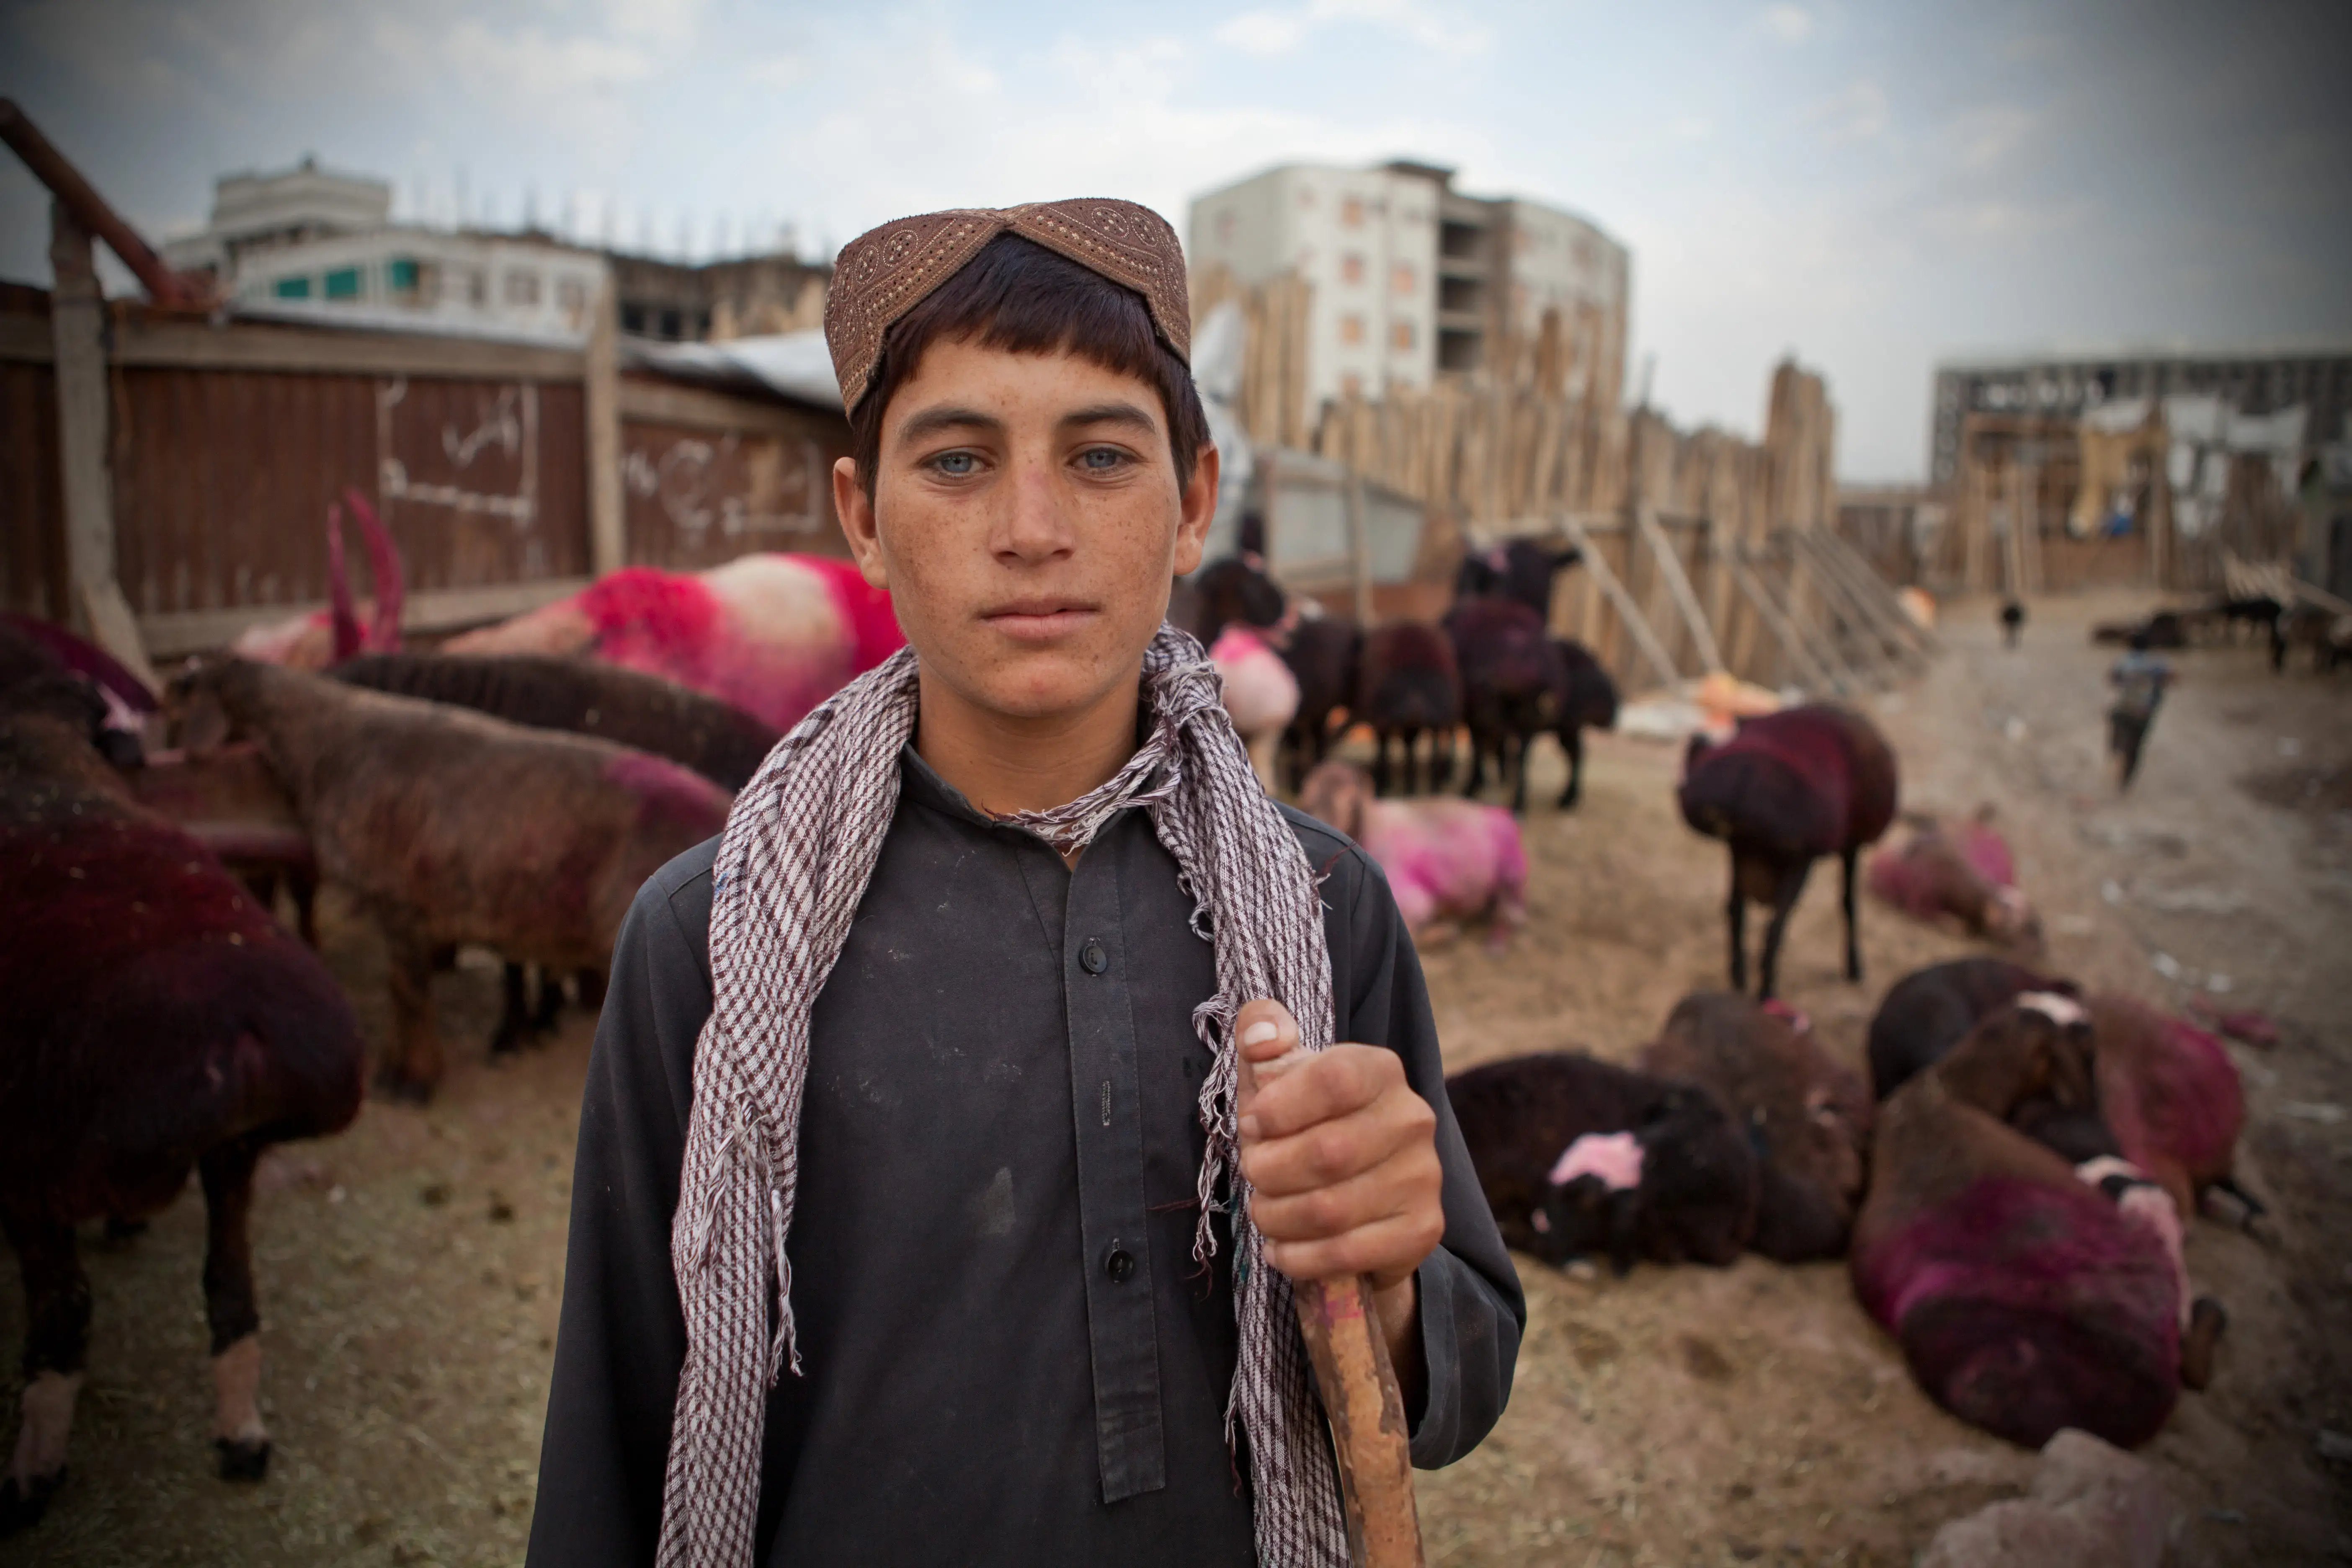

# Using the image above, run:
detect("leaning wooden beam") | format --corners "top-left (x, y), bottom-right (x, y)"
top-left (1788, 531), bottom-right (1922, 673)
top-left (1812, 527), bottom-right (1938, 652)
top-left (1635, 505), bottom-right (1725, 673)
top-left (1560, 513), bottom-right (1683, 692)
top-left (1727, 554), bottom-right (1837, 694)
top-left (2291, 577), bottom-right (2352, 616)
top-left (1779, 544), bottom-right (1886, 691)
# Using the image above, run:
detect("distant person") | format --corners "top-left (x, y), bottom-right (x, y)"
top-left (2107, 631), bottom-right (2173, 790)
top-left (2000, 598), bottom-right (2025, 649)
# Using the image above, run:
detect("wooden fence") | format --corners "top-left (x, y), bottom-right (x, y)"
top-left (2, 217), bottom-right (849, 676)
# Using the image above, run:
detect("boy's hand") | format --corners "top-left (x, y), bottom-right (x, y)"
top-left (1234, 997), bottom-right (1444, 1359)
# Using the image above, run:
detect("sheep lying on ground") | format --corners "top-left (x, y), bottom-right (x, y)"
top-left (1868, 810), bottom-right (2043, 954)
top-left (1446, 1051), bottom-right (1757, 1273)
top-left (1299, 759), bottom-right (1526, 949)
top-left (1638, 992), bottom-right (1874, 1261)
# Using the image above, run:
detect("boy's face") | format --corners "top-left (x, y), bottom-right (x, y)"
top-left (835, 337), bottom-right (1217, 722)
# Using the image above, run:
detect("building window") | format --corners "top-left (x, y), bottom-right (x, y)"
top-left (1339, 253), bottom-right (1365, 285)
top-left (1339, 314), bottom-right (1366, 346)
top-left (556, 277), bottom-right (588, 313)
top-left (660, 308), bottom-right (683, 340)
top-left (1391, 263), bottom-right (1416, 296)
top-left (464, 269), bottom-right (487, 306)
top-left (505, 270), bottom-right (543, 307)
top-left (323, 267), bottom-right (361, 300)
top-left (1341, 372), bottom-right (1364, 398)
top-left (1340, 195), bottom-right (1364, 228)
top-left (1391, 320), bottom-right (1416, 351)
top-left (273, 276), bottom-right (311, 299)
top-left (386, 258), bottom-right (420, 296)
top-left (621, 303), bottom-right (647, 334)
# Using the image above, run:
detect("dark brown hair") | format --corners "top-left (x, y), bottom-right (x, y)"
top-left (846, 232), bottom-right (1209, 498)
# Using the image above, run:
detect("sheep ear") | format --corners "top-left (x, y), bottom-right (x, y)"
top-left (346, 487), bottom-right (404, 652)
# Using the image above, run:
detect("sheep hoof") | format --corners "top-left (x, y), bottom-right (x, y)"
top-left (215, 1436), bottom-right (271, 1483)
top-left (0, 1468), bottom-right (64, 1535)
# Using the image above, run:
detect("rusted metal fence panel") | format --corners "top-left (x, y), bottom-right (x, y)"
top-left (621, 414), bottom-right (847, 570)
top-left (0, 357), bottom-right (67, 621)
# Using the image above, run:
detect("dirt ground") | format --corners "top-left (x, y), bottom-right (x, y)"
top-left (5, 588), bottom-right (2348, 1566)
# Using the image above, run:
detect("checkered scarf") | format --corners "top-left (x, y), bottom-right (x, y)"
top-left (658, 623), bottom-right (1349, 1567)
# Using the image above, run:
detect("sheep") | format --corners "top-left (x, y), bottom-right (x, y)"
top-left (1677, 703), bottom-right (1901, 999)
top-left (1445, 1051), bottom-right (1757, 1274)
top-left (329, 652), bottom-right (780, 792)
top-left (1177, 554), bottom-right (1286, 647)
top-left (0, 676), bottom-right (364, 1528)
top-left (1445, 595), bottom-right (1558, 815)
top-left (229, 489), bottom-right (404, 671)
top-left (1354, 622), bottom-right (1462, 795)
top-left (0, 614), bottom-right (152, 765)
top-left (1453, 539), bottom-right (1579, 621)
top-left (1548, 637), bottom-right (1618, 809)
top-left (1298, 759), bottom-right (1526, 949)
top-left (2083, 995), bottom-right (2253, 1222)
top-left (1999, 599), bottom-right (2024, 648)
top-left (1209, 622), bottom-right (1300, 789)
top-left (1851, 995), bottom-right (2208, 1449)
top-left (1866, 809), bottom-right (2043, 954)
top-left (126, 743), bottom-right (320, 946)
top-left (166, 659), bottom-right (732, 1101)
top-left (1636, 992), bottom-right (1874, 1261)
top-left (1275, 612), bottom-right (1362, 794)
top-left (441, 552), bottom-right (904, 731)
top-left (1866, 957), bottom-right (2075, 1101)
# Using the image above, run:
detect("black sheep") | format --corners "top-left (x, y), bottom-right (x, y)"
top-left (1, 678), bottom-right (364, 1528)
top-left (1866, 957), bottom-right (2076, 1101)
top-left (1355, 622), bottom-right (1461, 795)
top-left (1445, 596), bottom-right (1559, 815)
top-left (1454, 539), bottom-right (1580, 621)
top-left (1446, 1052), bottom-right (1758, 1273)
top-left (1548, 637), bottom-right (1617, 808)
top-left (1678, 704), bottom-right (1900, 1000)
top-left (1274, 613), bottom-right (1361, 793)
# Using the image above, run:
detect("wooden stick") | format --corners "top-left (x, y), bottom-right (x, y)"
top-left (1293, 1275), bottom-right (1424, 1568)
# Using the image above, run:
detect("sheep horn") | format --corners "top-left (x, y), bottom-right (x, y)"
top-left (344, 487), bottom-right (404, 651)
top-left (327, 502), bottom-right (361, 664)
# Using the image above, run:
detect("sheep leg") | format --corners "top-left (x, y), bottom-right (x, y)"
top-left (491, 963), bottom-right (534, 1057)
top-left (1557, 725), bottom-right (1583, 810)
top-left (1841, 845), bottom-right (1864, 983)
top-left (1508, 730), bottom-right (1530, 816)
top-left (1757, 858), bottom-right (1813, 1003)
top-left (379, 926), bottom-right (443, 1103)
top-left (289, 867), bottom-right (318, 949)
top-left (1370, 730), bottom-right (1392, 797)
top-left (532, 967), bottom-right (567, 1035)
top-left (199, 1139), bottom-right (271, 1481)
top-left (2, 1210), bottom-right (86, 1532)
top-left (1725, 854), bottom-right (1749, 993)
top-left (1462, 723), bottom-right (1488, 799)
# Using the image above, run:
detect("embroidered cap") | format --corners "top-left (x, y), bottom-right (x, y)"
top-left (823, 199), bottom-right (1191, 415)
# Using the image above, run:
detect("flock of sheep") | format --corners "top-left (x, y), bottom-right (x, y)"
top-left (0, 520), bottom-right (2263, 1536)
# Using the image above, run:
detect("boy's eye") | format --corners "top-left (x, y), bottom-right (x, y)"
top-left (1078, 447), bottom-right (1127, 471)
top-left (931, 451), bottom-right (979, 476)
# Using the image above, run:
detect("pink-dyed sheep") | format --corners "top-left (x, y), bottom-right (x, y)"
top-left (1868, 808), bottom-right (2041, 953)
top-left (442, 552), bottom-right (903, 732)
top-left (1210, 622), bottom-right (1300, 788)
top-left (1299, 758), bottom-right (1527, 949)
top-left (230, 490), bottom-right (405, 672)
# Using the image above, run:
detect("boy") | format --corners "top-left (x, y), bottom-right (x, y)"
top-left (2107, 629), bottom-right (2172, 790)
top-left (527, 201), bottom-right (1520, 1567)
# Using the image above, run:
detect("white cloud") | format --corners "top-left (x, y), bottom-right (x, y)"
top-left (1762, 4), bottom-right (1812, 43)
top-left (1802, 78), bottom-right (1889, 144)
top-left (1210, 0), bottom-right (1490, 60)
top-left (1952, 104), bottom-right (2034, 171)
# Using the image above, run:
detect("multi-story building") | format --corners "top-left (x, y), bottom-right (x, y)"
top-left (162, 160), bottom-right (828, 346)
top-left (1187, 160), bottom-right (1629, 410)
top-left (1928, 347), bottom-right (2352, 487)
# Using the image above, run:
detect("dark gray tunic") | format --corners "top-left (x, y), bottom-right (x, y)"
top-left (527, 750), bottom-right (1522, 1567)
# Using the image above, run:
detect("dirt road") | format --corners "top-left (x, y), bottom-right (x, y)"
top-left (4, 588), bottom-right (2347, 1566)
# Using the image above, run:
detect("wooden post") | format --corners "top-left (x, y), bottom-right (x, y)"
top-left (1635, 506), bottom-right (1725, 673)
top-left (585, 275), bottom-right (626, 576)
top-left (49, 202), bottom-right (156, 690)
top-left (1560, 513), bottom-right (1681, 691)
top-left (1344, 465), bottom-right (1375, 626)
top-left (1293, 1278), bottom-right (1424, 1568)
top-left (1728, 552), bottom-right (1836, 694)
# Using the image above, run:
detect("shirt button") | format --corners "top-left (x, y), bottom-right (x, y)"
top-left (1104, 1242), bottom-right (1135, 1283)
top-left (1080, 938), bottom-right (1109, 975)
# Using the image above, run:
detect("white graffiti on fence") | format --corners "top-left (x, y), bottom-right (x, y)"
top-left (624, 431), bottom-right (823, 543)
top-left (374, 376), bottom-right (540, 531)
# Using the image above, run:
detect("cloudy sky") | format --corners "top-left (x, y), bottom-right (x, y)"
top-left (3, 0), bottom-right (2345, 481)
